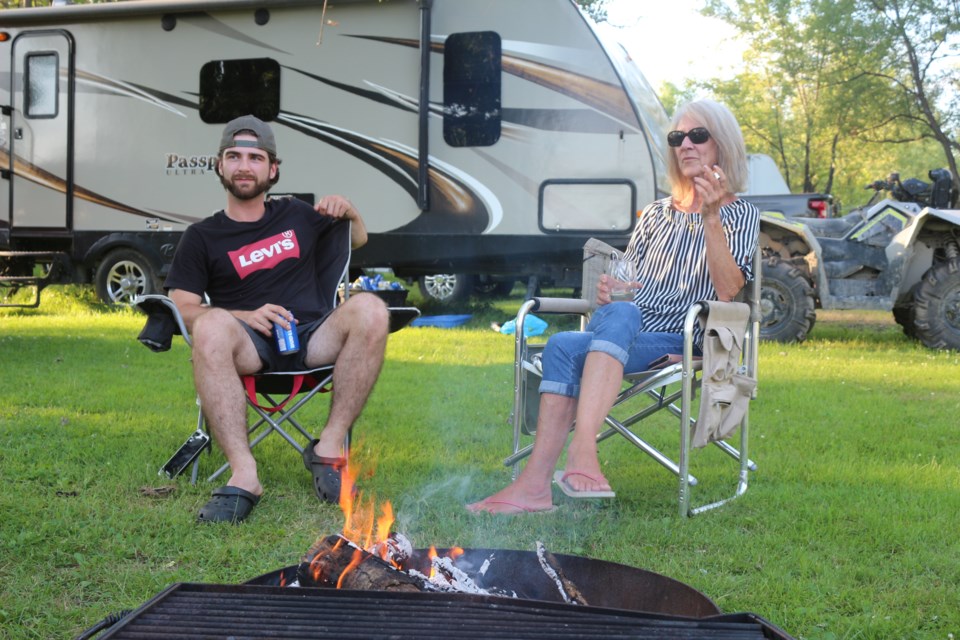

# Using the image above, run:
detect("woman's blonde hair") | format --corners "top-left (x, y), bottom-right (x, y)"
top-left (666, 99), bottom-right (748, 198)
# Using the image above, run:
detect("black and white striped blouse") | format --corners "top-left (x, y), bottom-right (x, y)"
top-left (621, 197), bottom-right (760, 341)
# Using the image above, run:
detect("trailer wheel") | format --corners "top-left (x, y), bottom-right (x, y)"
top-left (473, 276), bottom-right (515, 297)
top-left (911, 258), bottom-right (960, 350)
top-left (418, 273), bottom-right (472, 303)
top-left (759, 259), bottom-right (816, 343)
top-left (95, 249), bottom-right (159, 305)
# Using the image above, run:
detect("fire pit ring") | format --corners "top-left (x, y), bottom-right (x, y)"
top-left (88, 547), bottom-right (797, 639)
top-left (248, 547), bottom-right (722, 619)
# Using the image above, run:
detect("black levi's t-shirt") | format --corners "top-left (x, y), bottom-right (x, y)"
top-left (164, 197), bottom-right (339, 324)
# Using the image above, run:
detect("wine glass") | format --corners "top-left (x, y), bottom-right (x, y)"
top-left (607, 256), bottom-right (638, 301)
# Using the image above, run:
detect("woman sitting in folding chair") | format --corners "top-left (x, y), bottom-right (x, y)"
top-left (468, 99), bottom-right (760, 514)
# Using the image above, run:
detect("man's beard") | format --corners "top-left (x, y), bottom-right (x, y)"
top-left (220, 172), bottom-right (271, 200)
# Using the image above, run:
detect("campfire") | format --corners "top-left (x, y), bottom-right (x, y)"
top-left (290, 463), bottom-right (589, 605)
top-left (87, 463), bottom-right (797, 639)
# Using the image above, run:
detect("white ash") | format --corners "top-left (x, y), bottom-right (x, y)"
top-left (430, 556), bottom-right (491, 594)
top-left (407, 569), bottom-right (442, 591)
top-left (478, 555), bottom-right (493, 576)
top-left (536, 541), bottom-right (574, 605)
top-left (368, 532), bottom-right (413, 566)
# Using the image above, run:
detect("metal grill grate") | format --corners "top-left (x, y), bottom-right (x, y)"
top-left (98, 583), bottom-right (791, 639)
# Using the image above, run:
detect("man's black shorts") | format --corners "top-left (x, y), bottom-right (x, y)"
top-left (239, 309), bottom-right (334, 372)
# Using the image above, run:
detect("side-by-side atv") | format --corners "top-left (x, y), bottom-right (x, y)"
top-left (759, 168), bottom-right (960, 350)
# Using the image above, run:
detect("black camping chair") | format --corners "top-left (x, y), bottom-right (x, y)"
top-left (135, 220), bottom-right (419, 483)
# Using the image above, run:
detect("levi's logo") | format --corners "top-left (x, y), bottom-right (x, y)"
top-left (228, 230), bottom-right (300, 279)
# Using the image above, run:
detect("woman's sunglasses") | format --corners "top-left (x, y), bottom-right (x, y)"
top-left (667, 127), bottom-right (711, 147)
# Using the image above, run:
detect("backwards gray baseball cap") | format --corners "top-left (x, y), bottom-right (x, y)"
top-left (219, 115), bottom-right (277, 156)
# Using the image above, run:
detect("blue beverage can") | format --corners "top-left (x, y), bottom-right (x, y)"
top-left (273, 316), bottom-right (300, 354)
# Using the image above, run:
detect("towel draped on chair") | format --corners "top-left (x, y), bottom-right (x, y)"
top-left (693, 301), bottom-right (756, 448)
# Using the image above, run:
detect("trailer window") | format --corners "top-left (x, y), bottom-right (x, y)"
top-left (443, 31), bottom-right (501, 147)
top-left (24, 52), bottom-right (58, 119)
top-left (199, 58), bottom-right (280, 123)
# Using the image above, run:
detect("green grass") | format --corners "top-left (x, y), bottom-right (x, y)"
top-left (1, 286), bottom-right (958, 639)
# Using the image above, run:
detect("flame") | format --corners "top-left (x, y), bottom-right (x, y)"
top-left (338, 461), bottom-right (396, 557)
top-left (375, 502), bottom-right (394, 547)
top-left (427, 545), bottom-right (438, 579)
top-left (306, 460), bottom-right (466, 588)
top-left (339, 462), bottom-right (357, 524)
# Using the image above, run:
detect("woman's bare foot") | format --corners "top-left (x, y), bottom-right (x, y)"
top-left (563, 445), bottom-right (610, 493)
top-left (466, 482), bottom-right (554, 514)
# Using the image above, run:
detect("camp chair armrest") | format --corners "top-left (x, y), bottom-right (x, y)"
top-left (134, 293), bottom-right (193, 348)
top-left (528, 297), bottom-right (592, 315)
top-left (681, 302), bottom-right (708, 369)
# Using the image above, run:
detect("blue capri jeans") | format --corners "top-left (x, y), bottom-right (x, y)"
top-left (539, 302), bottom-right (688, 398)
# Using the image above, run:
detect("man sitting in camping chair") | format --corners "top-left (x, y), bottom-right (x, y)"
top-left (164, 115), bottom-right (390, 524)
top-left (468, 99), bottom-right (760, 514)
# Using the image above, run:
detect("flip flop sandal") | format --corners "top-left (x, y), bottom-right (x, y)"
top-left (302, 439), bottom-right (349, 504)
top-left (196, 486), bottom-right (261, 524)
top-left (553, 470), bottom-right (616, 499)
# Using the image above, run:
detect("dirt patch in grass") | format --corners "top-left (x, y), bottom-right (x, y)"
top-left (815, 309), bottom-right (896, 330)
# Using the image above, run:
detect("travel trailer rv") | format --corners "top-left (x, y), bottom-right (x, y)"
top-left (0, 0), bottom-right (670, 305)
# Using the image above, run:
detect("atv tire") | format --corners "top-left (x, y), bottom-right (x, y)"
top-left (892, 284), bottom-right (919, 340)
top-left (759, 259), bottom-right (816, 343)
top-left (911, 258), bottom-right (960, 350)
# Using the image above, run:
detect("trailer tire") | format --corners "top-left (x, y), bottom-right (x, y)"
top-left (759, 259), bottom-right (816, 343)
top-left (418, 273), bottom-right (471, 303)
top-left (911, 258), bottom-right (960, 350)
top-left (95, 249), bottom-right (159, 305)
top-left (473, 276), bottom-right (515, 297)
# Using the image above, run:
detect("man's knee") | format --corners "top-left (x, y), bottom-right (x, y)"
top-left (191, 308), bottom-right (238, 348)
top-left (191, 308), bottom-right (259, 365)
top-left (342, 293), bottom-right (390, 337)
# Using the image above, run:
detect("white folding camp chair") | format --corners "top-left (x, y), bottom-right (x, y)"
top-left (135, 220), bottom-right (419, 483)
top-left (505, 239), bottom-right (760, 516)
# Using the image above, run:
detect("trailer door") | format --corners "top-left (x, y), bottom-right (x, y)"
top-left (9, 30), bottom-right (73, 232)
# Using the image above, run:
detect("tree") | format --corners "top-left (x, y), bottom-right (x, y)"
top-left (849, 0), bottom-right (960, 191)
top-left (704, 0), bottom-right (886, 198)
top-left (702, 0), bottom-right (959, 208)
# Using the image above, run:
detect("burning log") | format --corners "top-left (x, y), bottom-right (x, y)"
top-left (536, 541), bottom-right (589, 606)
top-left (298, 534), bottom-right (428, 592)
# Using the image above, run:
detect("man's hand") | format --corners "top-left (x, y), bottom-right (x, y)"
top-left (315, 195), bottom-right (356, 220)
top-left (315, 194), bottom-right (369, 249)
top-left (232, 304), bottom-right (296, 337)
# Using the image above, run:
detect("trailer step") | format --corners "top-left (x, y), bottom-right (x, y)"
top-left (0, 251), bottom-right (68, 308)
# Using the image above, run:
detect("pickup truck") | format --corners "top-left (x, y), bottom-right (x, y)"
top-left (741, 154), bottom-right (836, 218)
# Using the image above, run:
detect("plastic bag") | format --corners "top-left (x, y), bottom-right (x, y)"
top-left (499, 313), bottom-right (548, 337)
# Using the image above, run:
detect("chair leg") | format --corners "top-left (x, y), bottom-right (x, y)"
top-left (190, 400), bottom-right (205, 486)
top-left (601, 415), bottom-right (698, 486)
